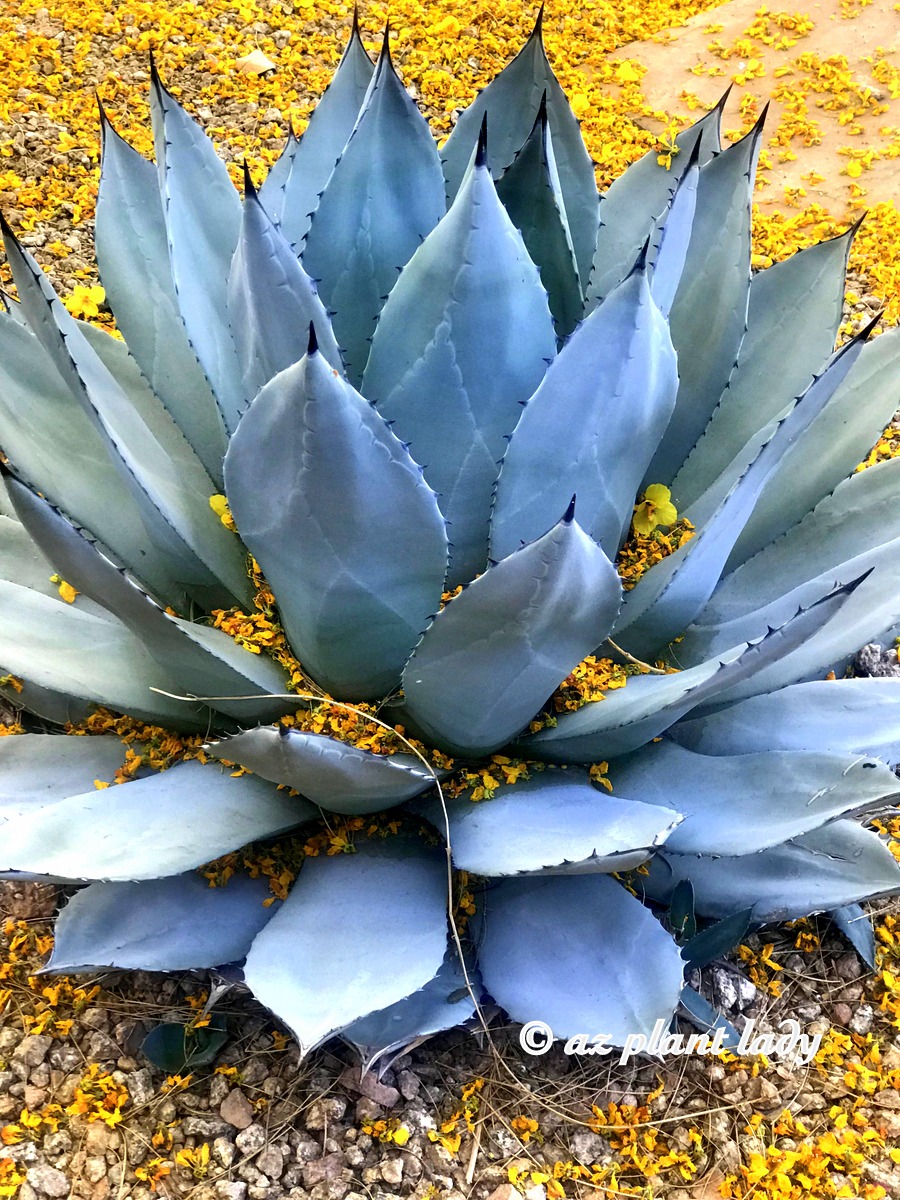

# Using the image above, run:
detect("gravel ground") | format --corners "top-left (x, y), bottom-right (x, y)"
top-left (3, 877), bottom-right (900, 1200)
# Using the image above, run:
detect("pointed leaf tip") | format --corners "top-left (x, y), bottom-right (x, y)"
top-left (476, 112), bottom-right (489, 168)
top-left (307, 321), bottom-right (319, 355)
top-left (631, 234), bottom-right (650, 274)
top-left (351, 4), bottom-right (361, 37)
top-left (714, 82), bottom-right (733, 112)
top-left (96, 91), bottom-right (111, 131)
top-left (564, 494), bottom-right (577, 523)
top-left (533, 89), bottom-right (549, 133)
top-left (858, 310), bottom-right (881, 340)
top-left (531, 2), bottom-right (545, 40)
top-left (684, 132), bottom-right (702, 171)
top-left (242, 159), bottom-right (256, 198)
top-left (379, 22), bottom-right (392, 64)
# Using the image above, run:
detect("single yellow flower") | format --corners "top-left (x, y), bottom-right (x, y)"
top-left (632, 484), bottom-right (678, 536)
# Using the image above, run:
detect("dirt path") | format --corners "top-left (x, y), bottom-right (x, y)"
top-left (604, 0), bottom-right (900, 215)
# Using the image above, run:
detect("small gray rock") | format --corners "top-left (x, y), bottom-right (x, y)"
top-left (183, 1117), bottom-right (232, 1139)
top-left (213, 1138), bottom-right (237, 1169)
top-left (834, 953), bottom-right (863, 982)
top-left (309, 1182), bottom-right (349, 1200)
top-left (397, 1070), bottom-right (420, 1101)
top-left (849, 1003), bottom-right (875, 1035)
top-left (236, 1123), bottom-right (268, 1156)
top-left (25, 1165), bottom-right (70, 1198)
top-left (569, 1130), bottom-right (612, 1167)
top-left (853, 643), bottom-right (900, 678)
top-left (711, 966), bottom-right (756, 1014)
top-left (14, 1036), bottom-right (53, 1069)
top-left (84, 1159), bottom-right (106, 1185)
top-left (42, 1133), bottom-right (73, 1158)
top-left (293, 1135), bottom-right (321, 1164)
top-left (257, 1146), bottom-right (284, 1180)
top-left (82, 1124), bottom-right (115, 1155)
top-left (209, 1073), bottom-right (232, 1107)
top-left (48, 1045), bottom-right (81, 1073)
top-left (128, 1068), bottom-right (155, 1106)
top-left (305, 1098), bottom-right (347, 1131)
top-left (380, 1159), bottom-right (403, 1186)
top-left (302, 1153), bottom-right (345, 1189)
top-left (23, 1085), bottom-right (47, 1110)
top-left (215, 1184), bottom-right (248, 1200)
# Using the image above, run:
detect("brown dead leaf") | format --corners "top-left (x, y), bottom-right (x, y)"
top-left (235, 49), bottom-right (277, 76)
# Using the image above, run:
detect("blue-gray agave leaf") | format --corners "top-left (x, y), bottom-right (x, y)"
top-left (728, 325), bottom-right (900, 568)
top-left (646, 142), bottom-right (699, 319)
top-left (670, 679), bottom-right (900, 763)
top-left (95, 108), bottom-right (228, 484)
top-left (520, 577), bottom-right (862, 762)
top-left (149, 64), bottom-right (244, 434)
top-left (645, 114), bottom-right (764, 486)
top-left (639, 821), bottom-right (900, 922)
top-left (227, 167), bottom-right (342, 404)
top-left (490, 256), bottom-right (677, 563)
top-left (611, 740), bottom-right (899, 855)
top-left (1, 226), bottom-right (252, 608)
top-left (588, 98), bottom-right (722, 307)
top-left (0, 734), bottom-right (128, 821)
top-left (224, 342), bottom-right (448, 700)
top-left (242, 836), bottom-right (448, 1056)
top-left (47, 873), bottom-right (276, 972)
top-left (678, 987), bottom-right (741, 1048)
top-left (695, 564), bottom-right (900, 706)
top-left (672, 225), bottom-right (856, 509)
top-left (831, 903), bottom-right (876, 970)
top-left (342, 950), bottom-right (478, 1075)
top-left (0, 509), bottom-right (97, 605)
top-left (678, 543), bottom-right (900, 669)
top-left (0, 760), bottom-right (317, 882)
top-left (259, 14), bottom-right (374, 246)
top-left (0, 312), bottom-right (185, 607)
top-left (440, 9), bottom-right (598, 290)
top-left (401, 507), bottom-right (622, 757)
top-left (421, 768), bottom-right (680, 876)
top-left (495, 94), bottom-right (582, 337)
top-left (363, 141), bottom-right (556, 586)
top-left (6, 475), bottom-right (291, 724)
top-left (479, 874), bottom-right (683, 1043)
top-left (206, 727), bottom-right (439, 815)
top-left (301, 34), bottom-right (445, 384)
top-left (689, 458), bottom-right (900, 639)
top-left (614, 327), bottom-right (870, 658)
top-left (0, 579), bottom-right (211, 729)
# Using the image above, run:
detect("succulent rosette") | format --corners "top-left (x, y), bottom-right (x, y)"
top-left (1, 11), bottom-right (900, 1067)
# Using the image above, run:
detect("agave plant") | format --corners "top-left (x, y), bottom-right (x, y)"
top-left (2, 10), bottom-right (900, 1067)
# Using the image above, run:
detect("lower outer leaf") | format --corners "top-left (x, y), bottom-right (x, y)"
top-left (478, 873), bottom-right (683, 1045)
top-left (0, 734), bottom-right (128, 821)
top-left (0, 761), bottom-right (318, 882)
top-left (47, 873), bottom-right (276, 972)
top-left (668, 679), bottom-right (900, 763)
top-left (637, 822), bottom-right (900, 922)
top-left (242, 835), bottom-right (449, 1056)
top-left (341, 951), bottom-right (479, 1075)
